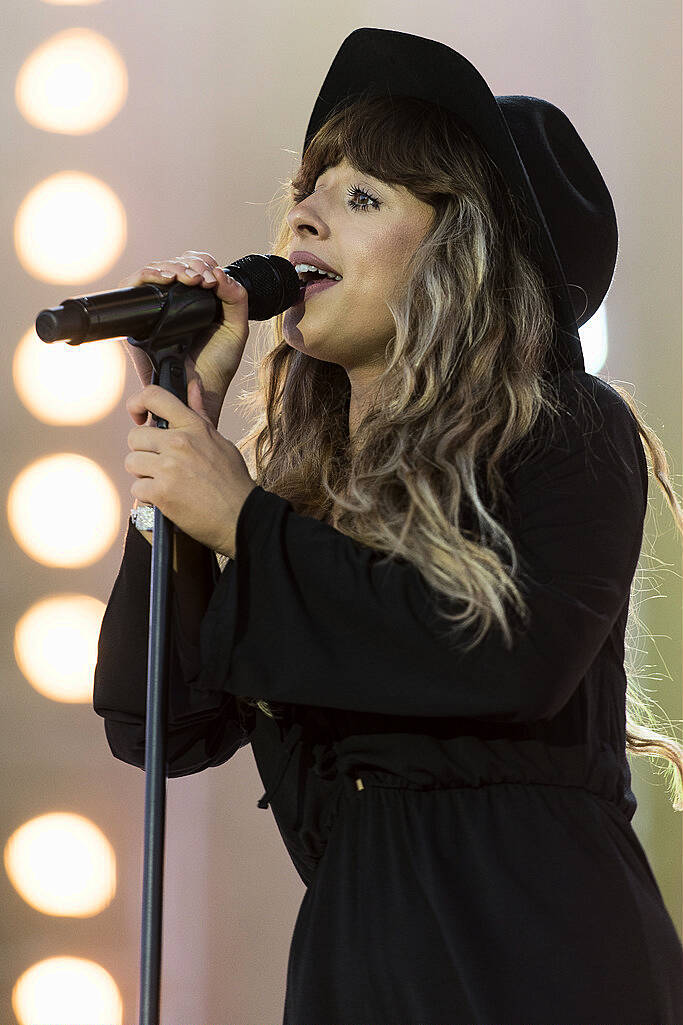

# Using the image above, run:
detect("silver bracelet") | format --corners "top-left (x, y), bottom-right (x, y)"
top-left (130, 503), bottom-right (155, 532)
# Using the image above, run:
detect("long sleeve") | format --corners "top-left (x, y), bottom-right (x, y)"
top-left (193, 372), bottom-right (648, 722)
top-left (93, 521), bottom-right (253, 776)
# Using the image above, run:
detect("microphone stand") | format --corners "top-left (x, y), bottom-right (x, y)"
top-left (123, 281), bottom-right (220, 1025)
top-left (34, 254), bottom-right (302, 1025)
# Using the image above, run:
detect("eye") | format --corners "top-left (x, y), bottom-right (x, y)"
top-left (346, 185), bottom-right (382, 213)
top-left (291, 182), bottom-right (382, 213)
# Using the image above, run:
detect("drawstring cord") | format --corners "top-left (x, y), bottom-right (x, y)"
top-left (257, 721), bottom-right (304, 809)
top-left (256, 715), bottom-right (365, 810)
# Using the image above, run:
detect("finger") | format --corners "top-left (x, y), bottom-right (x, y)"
top-left (117, 262), bottom-right (178, 288)
top-left (174, 257), bottom-right (214, 286)
top-left (124, 450), bottom-right (159, 477)
top-left (130, 477), bottom-right (157, 505)
top-left (207, 263), bottom-right (247, 301)
top-left (181, 251), bottom-right (219, 269)
top-left (177, 256), bottom-right (235, 290)
top-left (127, 424), bottom-right (164, 452)
top-left (119, 259), bottom-right (211, 289)
top-left (128, 407), bottom-right (150, 426)
top-left (126, 385), bottom-right (195, 426)
top-left (179, 253), bottom-right (245, 296)
top-left (127, 395), bottom-right (153, 424)
top-left (119, 253), bottom-right (227, 290)
top-left (145, 261), bottom-right (202, 286)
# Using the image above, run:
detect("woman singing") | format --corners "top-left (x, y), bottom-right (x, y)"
top-left (93, 27), bottom-right (683, 1025)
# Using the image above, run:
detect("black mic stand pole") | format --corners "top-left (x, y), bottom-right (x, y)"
top-left (123, 281), bottom-right (221, 1025)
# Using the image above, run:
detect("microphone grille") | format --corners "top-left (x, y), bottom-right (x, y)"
top-left (224, 254), bottom-right (302, 320)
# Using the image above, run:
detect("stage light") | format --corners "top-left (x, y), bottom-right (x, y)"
top-left (7, 453), bottom-right (121, 568)
top-left (13, 326), bottom-right (127, 425)
top-left (5, 812), bottom-right (116, 917)
top-left (15, 28), bottom-right (127, 135)
top-left (14, 171), bottom-right (126, 284)
top-left (14, 594), bottom-right (106, 703)
top-left (12, 956), bottom-right (122, 1025)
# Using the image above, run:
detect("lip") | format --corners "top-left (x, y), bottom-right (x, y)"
top-left (288, 250), bottom-right (342, 277)
top-left (296, 277), bottom-right (341, 303)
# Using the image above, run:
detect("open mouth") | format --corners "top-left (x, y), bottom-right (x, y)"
top-left (297, 277), bottom-right (341, 301)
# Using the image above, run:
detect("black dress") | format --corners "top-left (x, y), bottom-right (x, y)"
top-left (94, 370), bottom-right (683, 1025)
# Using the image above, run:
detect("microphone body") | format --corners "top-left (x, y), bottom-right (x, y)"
top-left (35, 253), bottom-right (303, 344)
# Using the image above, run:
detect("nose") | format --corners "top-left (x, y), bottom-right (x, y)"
top-left (287, 196), bottom-right (326, 237)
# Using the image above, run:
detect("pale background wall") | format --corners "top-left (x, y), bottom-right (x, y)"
top-left (1, 1), bottom-right (680, 1022)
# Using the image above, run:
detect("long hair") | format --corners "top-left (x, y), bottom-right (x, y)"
top-left (221, 93), bottom-right (683, 811)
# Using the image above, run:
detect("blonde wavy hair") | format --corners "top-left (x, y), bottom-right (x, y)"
top-left (221, 93), bottom-right (683, 811)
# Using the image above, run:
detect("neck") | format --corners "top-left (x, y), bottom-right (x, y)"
top-left (347, 372), bottom-right (381, 445)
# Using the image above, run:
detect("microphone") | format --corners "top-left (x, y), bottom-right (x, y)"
top-left (35, 253), bottom-right (304, 344)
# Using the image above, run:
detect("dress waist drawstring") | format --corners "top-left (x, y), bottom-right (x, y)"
top-left (256, 716), bottom-right (365, 811)
top-left (257, 721), bottom-right (305, 810)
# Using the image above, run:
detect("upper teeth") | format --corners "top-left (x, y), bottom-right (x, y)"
top-left (294, 263), bottom-right (342, 281)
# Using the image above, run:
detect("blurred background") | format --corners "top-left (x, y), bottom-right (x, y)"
top-left (1, 1), bottom-right (681, 1022)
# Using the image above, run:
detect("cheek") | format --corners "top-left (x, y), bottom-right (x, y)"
top-left (341, 283), bottom-right (395, 333)
top-left (360, 237), bottom-right (416, 297)
top-left (350, 258), bottom-right (396, 304)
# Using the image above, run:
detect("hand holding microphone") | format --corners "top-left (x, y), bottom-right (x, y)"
top-left (118, 251), bottom-right (250, 428)
top-left (35, 250), bottom-right (303, 430)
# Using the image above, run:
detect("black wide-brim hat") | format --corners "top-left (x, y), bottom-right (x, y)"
top-left (302, 28), bottom-right (620, 377)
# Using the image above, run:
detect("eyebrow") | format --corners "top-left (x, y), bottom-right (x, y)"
top-left (316, 167), bottom-right (398, 193)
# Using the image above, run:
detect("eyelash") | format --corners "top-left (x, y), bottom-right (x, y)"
top-left (346, 185), bottom-right (382, 212)
top-left (292, 183), bottom-right (382, 213)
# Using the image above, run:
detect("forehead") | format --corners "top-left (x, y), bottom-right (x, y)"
top-left (316, 159), bottom-right (399, 193)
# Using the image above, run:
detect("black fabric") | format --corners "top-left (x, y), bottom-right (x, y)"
top-left (94, 370), bottom-right (683, 1024)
